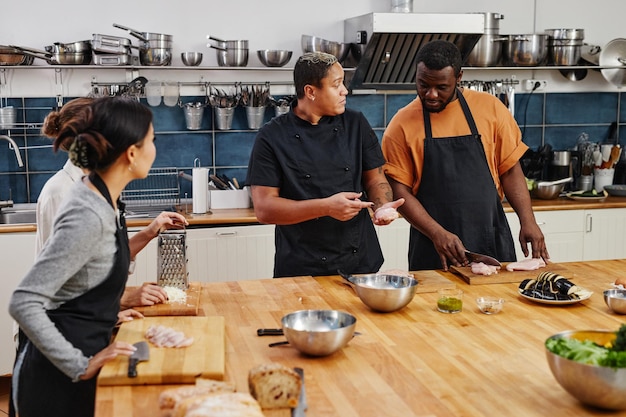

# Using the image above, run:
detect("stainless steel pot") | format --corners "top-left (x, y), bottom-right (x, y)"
top-left (91, 34), bottom-right (133, 54)
top-left (467, 12), bottom-right (504, 67)
top-left (502, 34), bottom-right (548, 66)
top-left (92, 52), bottom-right (133, 66)
top-left (45, 40), bottom-right (92, 54)
top-left (113, 23), bottom-right (172, 66)
top-left (208, 37), bottom-right (248, 67)
top-left (11, 45), bottom-right (91, 65)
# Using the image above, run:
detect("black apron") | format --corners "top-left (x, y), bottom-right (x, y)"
top-left (12, 173), bottom-right (130, 417)
top-left (408, 89), bottom-right (516, 270)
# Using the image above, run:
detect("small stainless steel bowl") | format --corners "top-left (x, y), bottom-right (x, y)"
top-left (546, 330), bottom-right (626, 410)
top-left (257, 50), bottom-right (292, 67)
top-left (281, 309), bottom-right (356, 356)
top-left (532, 183), bottom-right (565, 199)
top-left (181, 52), bottom-right (203, 66)
top-left (604, 289), bottom-right (626, 314)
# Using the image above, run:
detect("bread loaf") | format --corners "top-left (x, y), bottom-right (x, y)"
top-left (184, 393), bottom-right (264, 417)
top-left (248, 362), bottom-right (301, 409)
top-left (159, 380), bottom-right (236, 410)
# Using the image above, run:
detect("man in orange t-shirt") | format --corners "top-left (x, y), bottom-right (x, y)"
top-left (382, 40), bottom-right (549, 271)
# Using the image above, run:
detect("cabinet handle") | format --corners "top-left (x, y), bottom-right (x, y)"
top-left (216, 231), bottom-right (237, 237)
top-left (536, 221), bottom-right (546, 226)
top-left (585, 213), bottom-right (592, 233)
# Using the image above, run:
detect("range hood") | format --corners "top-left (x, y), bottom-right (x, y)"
top-left (344, 13), bottom-right (485, 91)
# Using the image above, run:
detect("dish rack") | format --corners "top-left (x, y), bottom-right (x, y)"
top-left (157, 229), bottom-right (188, 290)
top-left (121, 167), bottom-right (180, 215)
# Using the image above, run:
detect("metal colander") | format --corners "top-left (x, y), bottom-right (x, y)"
top-left (157, 229), bottom-right (188, 289)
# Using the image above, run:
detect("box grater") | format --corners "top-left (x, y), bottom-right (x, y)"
top-left (157, 229), bottom-right (188, 289)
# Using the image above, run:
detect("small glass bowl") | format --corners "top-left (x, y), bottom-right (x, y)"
top-left (476, 297), bottom-right (504, 314)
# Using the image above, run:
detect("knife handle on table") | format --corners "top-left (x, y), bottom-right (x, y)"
top-left (257, 328), bottom-right (283, 336)
top-left (128, 358), bottom-right (139, 378)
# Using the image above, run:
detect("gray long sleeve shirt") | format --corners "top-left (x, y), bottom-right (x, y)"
top-left (9, 180), bottom-right (117, 380)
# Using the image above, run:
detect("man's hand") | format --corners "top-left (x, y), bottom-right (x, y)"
top-left (373, 198), bottom-right (405, 225)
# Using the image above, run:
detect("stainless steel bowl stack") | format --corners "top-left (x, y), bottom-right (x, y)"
top-left (301, 35), bottom-right (350, 62)
top-left (546, 28), bottom-right (585, 66)
top-left (208, 37), bottom-right (248, 67)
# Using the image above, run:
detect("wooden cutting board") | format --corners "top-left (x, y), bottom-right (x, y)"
top-left (98, 316), bottom-right (225, 386)
top-left (411, 270), bottom-right (456, 293)
top-left (449, 263), bottom-right (572, 285)
top-left (131, 282), bottom-right (202, 316)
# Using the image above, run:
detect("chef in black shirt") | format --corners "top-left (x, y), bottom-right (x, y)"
top-left (246, 52), bottom-right (404, 277)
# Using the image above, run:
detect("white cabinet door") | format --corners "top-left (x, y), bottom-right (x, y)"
top-left (583, 208), bottom-right (626, 261)
top-left (376, 217), bottom-right (410, 271)
top-left (126, 229), bottom-right (159, 286)
top-left (506, 210), bottom-right (585, 262)
top-left (0, 232), bottom-right (36, 374)
top-left (186, 225), bottom-right (276, 282)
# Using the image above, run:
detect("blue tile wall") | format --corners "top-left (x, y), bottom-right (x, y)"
top-left (0, 90), bottom-right (624, 204)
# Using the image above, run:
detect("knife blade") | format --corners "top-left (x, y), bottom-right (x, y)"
top-left (257, 328), bottom-right (283, 336)
top-left (292, 367), bottom-right (307, 417)
top-left (127, 341), bottom-right (149, 378)
top-left (465, 250), bottom-right (502, 267)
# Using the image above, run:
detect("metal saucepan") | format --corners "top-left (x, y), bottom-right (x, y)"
top-left (91, 34), bottom-right (133, 54)
top-left (207, 36), bottom-right (248, 67)
top-left (0, 45), bottom-right (34, 66)
top-left (338, 270), bottom-right (418, 312)
top-left (113, 23), bottom-right (172, 66)
top-left (10, 45), bottom-right (91, 65)
top-left (600, 38), bottom-right (626, 87)
top-left (45, 40), bottom-right (92, 54)
top-left (280, 309), bottom-right (357, 356)
top-left (502, 34), bottom-right (548, 66)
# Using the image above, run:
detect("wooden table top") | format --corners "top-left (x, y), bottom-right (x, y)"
top-left (96, 260), bottom-right (626, 417)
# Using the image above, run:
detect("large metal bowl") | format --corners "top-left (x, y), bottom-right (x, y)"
top-left (545, 330), bottom-right (626, 410)
top-left (342, 273), bottom-right (418, 312)
top-left (281, 310), bottom-right (356, 356)
top-left (531, 182), bottom-right (564, 199)
top-left (257, 50), bottom-right (292, 67)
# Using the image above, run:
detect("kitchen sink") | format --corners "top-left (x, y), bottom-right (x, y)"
top-left (0, 209), bottom-right (37, 225)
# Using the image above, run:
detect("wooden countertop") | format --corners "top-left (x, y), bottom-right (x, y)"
top-left (96, 260), bottom-right (626, 417)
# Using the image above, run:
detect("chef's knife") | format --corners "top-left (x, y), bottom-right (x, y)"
top-left (257, 328), bottom-right (283, 336)
top-left (292, 367), bottom-right (307, 417)
top-left (128, 341), bottom-right (149, 378)
top-left (465, 250), bottom-right (502, 267)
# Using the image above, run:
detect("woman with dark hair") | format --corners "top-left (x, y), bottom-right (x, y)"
top-left (9, 96), bottom-right (158, 416)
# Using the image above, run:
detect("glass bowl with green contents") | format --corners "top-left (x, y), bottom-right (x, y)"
top-left (437, 288), bottom-right (463, 313)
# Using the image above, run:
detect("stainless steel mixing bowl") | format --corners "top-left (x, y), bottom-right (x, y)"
top-left (281, 310), bottom-right (356, 356)
top-left (341, 272), bottom-right (418, 312)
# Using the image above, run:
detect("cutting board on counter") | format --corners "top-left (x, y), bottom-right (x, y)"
top-left (131, 282), bottom-right (202, 316)
top-left (449, 263), bottom-right (572, 285)
top-left (98, 316), bottom-right (224, 386)
top-left (411, 270), bottom-right (457, 293)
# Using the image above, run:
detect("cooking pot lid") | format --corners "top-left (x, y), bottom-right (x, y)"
top-left (600, 38), bottom-right (626, 87)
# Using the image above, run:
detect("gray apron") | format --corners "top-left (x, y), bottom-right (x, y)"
top-left (408, 89), bottom-right (516, 270)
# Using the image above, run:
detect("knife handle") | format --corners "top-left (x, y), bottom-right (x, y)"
top-left (257, 328), bottom-right (283, 336)
top-left (128, 358), bottom-right (138, 378)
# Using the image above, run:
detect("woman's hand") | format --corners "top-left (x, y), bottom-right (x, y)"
top-left (116, 308), bottom-right (144, 325)
top-left (145, 211), bottom-right (188, 238)
top-left (79, 341), bottom-right (137, 380)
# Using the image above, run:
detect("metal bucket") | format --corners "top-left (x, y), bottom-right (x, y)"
top-left (215, 107), bottom-right (235, 130)
top-left (245, 106), bottom-right (265, 130)
top-left (0, 106), bottom-right (17, 129)
top-left (183, 104), bottom-right (204, 130)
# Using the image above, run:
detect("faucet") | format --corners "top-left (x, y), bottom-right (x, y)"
top-left (0, 135), bottom-right (24, 167)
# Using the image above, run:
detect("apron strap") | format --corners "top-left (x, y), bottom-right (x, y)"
top-left (422, 88), bottom-right (480, 140)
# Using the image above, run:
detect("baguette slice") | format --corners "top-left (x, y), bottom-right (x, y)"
top-left (159, 380), bottom-right (236, 411)
top-left (184, 392), bottom-right (264, 417)
top-left (248, 362), bottom-right (302, 409)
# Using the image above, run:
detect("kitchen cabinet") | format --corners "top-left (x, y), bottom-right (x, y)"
top-left (507, 207), bottom-right (626, 262)
top-left (0, 232), bottom-right (36, 375)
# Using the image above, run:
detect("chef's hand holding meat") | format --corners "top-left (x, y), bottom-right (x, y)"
top-left (9, 96), bottom-right (157, 416)
top-left (373, 198), bottom-right (405, 225)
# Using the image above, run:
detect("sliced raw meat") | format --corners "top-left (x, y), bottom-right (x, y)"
top-left (145, 324), bottom-right (194, 348)
top-left (506, 258), bottom-right (546, 272)
top-left (374, 207), bottom-right (399, 222)
top-left (470, 262), bottom-right (500, 276)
